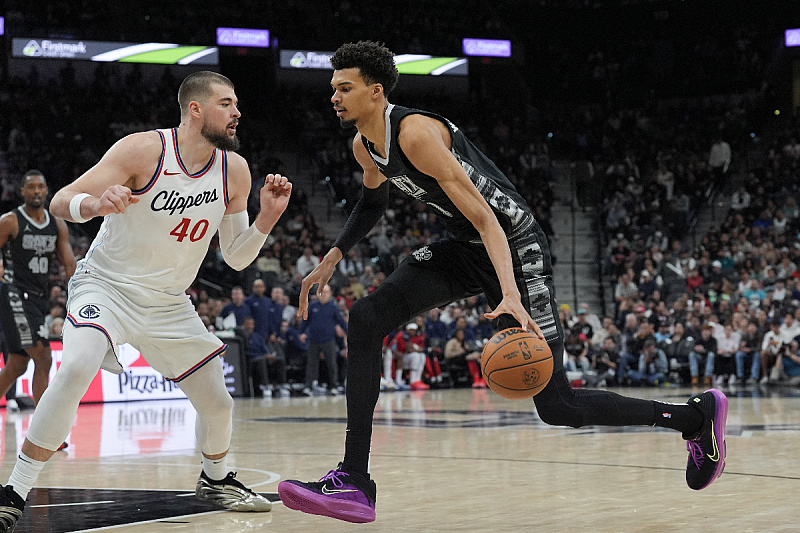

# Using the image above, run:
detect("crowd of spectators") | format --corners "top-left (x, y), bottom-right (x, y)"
top-left (583, 105), bottom-right (800, 389)
top-left (3, 0), bottom-right (800, 395)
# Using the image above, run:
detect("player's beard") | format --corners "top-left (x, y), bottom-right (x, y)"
top-left (201, 122), bottom-right (240, 151)
top-left (339, 117), bottom-right (357, 129)
top-left (26, 196), bottom-right (45, 208)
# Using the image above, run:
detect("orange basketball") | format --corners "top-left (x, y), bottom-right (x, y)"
top-left (481, 328), bottom-right (553, 400)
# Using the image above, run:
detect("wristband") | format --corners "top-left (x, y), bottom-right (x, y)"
top-left (69, 193), bottom-right (92, 223)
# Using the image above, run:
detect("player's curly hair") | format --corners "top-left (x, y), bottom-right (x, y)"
top-left (330, 41), bottom-right (399, 95)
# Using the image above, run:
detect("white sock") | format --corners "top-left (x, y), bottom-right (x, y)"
top-left (395, 369), bottom-right (403, 383)
top-left (8, 453), bottom-right (46, 499)
top-left (202, 455), bottom-right (228, 482)
top-left (383, 352), bottom-right (392, 382)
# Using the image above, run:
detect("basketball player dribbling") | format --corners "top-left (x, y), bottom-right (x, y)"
top-left (0, 71), bottom-right (292, 532)
top-left (277, 41), bottom-right (728, 524)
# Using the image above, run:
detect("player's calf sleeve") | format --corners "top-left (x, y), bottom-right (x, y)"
top-left (534, 369), bottom-right (656, 428)
top-left (25, 323), bottom-right (108, 451)
top-left (178, 356), bottom-right (233, 455)
top-left (344, 282), bottom-right (411, 475)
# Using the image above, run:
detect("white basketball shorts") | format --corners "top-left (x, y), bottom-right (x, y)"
top-left (66, 274), bottom-right (225, 381)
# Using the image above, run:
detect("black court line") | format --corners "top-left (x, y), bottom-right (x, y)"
top-left (14, 488), bottom-right (280, 533)
top-left (249, 413), bottom-right (800, 435)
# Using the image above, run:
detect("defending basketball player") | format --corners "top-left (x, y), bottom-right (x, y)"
top-left (0, 71), bottom-right (291, 532)
top-left (277, 41), bottom-right (728, 524)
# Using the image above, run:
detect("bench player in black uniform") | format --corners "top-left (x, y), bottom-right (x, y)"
top-left (0, 170), bottom-right (76, 408)
top-left (278, 42), bottom-right (728, 524)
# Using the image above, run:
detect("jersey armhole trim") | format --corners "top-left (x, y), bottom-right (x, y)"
top-left (222, 151), bottom-right (229, 207)
top-left (133, 129), bottom-right (166, 195)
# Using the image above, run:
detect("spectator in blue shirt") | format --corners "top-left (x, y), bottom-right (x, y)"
top-left (474, 313), bottom-right (495, 342)
top-left (220, 286), bottom-right (251, 329)
top-left (241, 316), bottom-right (289, 398)
top-left (245, 279), bottom-right (271, 337)
top-left (300, 284), bottom-right (348, 395)
top-left (264, 286), bottom-right (286, 338)
top-left (448, 316), bottom-right (477, 343)
top-left (424, 308), bottom-right (449, 350)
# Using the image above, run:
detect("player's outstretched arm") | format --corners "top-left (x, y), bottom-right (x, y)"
top-left (398, 115), bottom-right (543, 337)
top-left (297, 135), bottom-right (387, 319)
top-left (50, 132), bottom-right (162, 222)
top-left (219, 153), bottom-right (292, 271)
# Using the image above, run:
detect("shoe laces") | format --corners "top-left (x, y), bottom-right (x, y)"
top-left (686, 440), bottom-right (704, 469)
top-left (319, 468), bottom-right (350, 487)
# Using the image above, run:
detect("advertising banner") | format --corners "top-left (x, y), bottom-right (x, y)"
top-left (216, 27), bottom-right (270, 47)
top-left (462, 38), bottom-right (512, 57)
top-left (0, 338), bottom-right (249, 405)
top-left (280, 50), bottom-right (468, 75)
top-left (12, 38), bottom-right (218, 65)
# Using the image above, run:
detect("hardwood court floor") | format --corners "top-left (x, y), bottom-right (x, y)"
top-left (1, 384), bottom-right (798, 532)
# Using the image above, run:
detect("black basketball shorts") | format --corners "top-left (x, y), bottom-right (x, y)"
top-left (0, 283), bottom-right (50, 354)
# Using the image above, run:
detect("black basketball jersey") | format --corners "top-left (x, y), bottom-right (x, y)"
top-left (361, 104), bottom-right (535, 242)
top-left (2, 206), bottom-right (59, 295)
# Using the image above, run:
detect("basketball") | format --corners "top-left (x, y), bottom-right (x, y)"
top-left (481, 328), bottom-right (553, 400)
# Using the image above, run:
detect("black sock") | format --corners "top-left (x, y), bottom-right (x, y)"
top-left (652, 400), bottom-right (703, 437)
top-left (342, 428), bottom-right (372, 477)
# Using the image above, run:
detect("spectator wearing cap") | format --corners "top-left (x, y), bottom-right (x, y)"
top-left (627, 339), bottom-right (668, 386)
top-left (702, 259), bottom-right (723, 288)
top-left (578, 302), bottom-right (603, 331)
top-left (654, 317), bottom-right (673, 344)
top-left (387, 322), bottom-right (429, 391)
top-left (645, 230), bottom-right (668, 252)
top-left (569, 308), bottom-right (594, 341)
top-left (689, 324), bottom-right (717, 386)
top-left (638, 269), bottom-right (659, 300)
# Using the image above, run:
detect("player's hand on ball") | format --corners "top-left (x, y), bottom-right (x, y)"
top-left (484, 297), bottom-right (544, 339)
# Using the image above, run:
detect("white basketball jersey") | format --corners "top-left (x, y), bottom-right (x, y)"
top-left (74, 128), bottom-right (230, 295)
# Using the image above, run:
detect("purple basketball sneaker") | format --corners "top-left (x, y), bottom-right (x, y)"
top-left (278, 464), bottom-right (376, 523)
top-left (684, 388), bottom-right (728, 490)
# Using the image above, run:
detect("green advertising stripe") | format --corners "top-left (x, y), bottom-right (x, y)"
top-left (118, 46), bottom-right (208, 64)
top-left (396, 57), bottom-right (458, 75)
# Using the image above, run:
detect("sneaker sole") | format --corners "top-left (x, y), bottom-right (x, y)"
top-left (278, 481), bottom-right (375, 523)
top-left (701, 388), bottom-right (729, 490)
